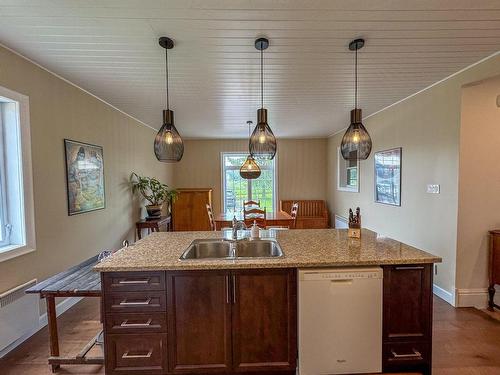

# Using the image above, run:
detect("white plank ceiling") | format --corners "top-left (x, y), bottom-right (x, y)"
top-left (0, 0), bottom-right (499, 138)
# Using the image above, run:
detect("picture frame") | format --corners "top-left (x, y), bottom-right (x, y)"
top-left (64, 139), bottom-right (105, 215)
top-left (374, 147), bottom-right (401, 206)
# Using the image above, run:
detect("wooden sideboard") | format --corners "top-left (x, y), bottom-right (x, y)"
top-left (172, 188), bottom-right (212, 231)
top-left (489, 230), bottom-right (500, 310)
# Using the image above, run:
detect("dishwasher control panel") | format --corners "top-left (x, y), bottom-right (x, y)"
top-left (299, 267), bottom-right (383, 281)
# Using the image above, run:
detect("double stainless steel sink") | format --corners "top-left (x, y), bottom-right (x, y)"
top-left (179, 238), bottom-right (284, 260)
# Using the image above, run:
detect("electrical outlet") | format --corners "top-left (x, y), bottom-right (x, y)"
top-left (427, 184), bottom-right (440, 194)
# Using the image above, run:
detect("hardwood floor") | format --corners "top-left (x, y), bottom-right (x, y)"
top-left (1, 296), bottom-right (500, 374)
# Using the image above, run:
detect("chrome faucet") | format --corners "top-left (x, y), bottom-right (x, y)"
top-left (232, 216), bottom-right (246, 241)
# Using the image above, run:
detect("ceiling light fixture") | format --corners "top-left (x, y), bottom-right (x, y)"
top-left (249, 37), bottom-right (277, 160)
top-left (240, 121), bottom-right (261, 179)
top-left (154, 36), bottom-right (184, 162)
top-left (340, 38), bottom-right (372, 161)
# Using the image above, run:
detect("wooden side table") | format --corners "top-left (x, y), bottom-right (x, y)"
top-left (488, 230), bottom-right (500, 310)
top-left (136, 215), bottom-right (171, 240)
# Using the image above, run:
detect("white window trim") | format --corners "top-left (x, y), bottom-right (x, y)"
top-left (337, 146), bottom-right (360, 193)
top-left (0, 85), bottom-right (36, 262)
top-left (220, 151), bottom-right (278, 213)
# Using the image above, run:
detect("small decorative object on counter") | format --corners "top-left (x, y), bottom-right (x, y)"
top-left (251, 220), bottom-right (260, 239)
top-left (348, 207), bottom-right (361, 238)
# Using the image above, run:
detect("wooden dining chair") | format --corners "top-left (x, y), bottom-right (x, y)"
top-left (243, 200), bottom-right (260, 209)
top-left (290, 202), bottom-right (299, 229)
top-left (206, 203), bottom-right (216, 231)
top-left (244, 207), bottom-right (267, 228)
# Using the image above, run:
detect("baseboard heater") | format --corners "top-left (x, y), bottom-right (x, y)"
top-left (0, 279), bottom-right (39, 353)
top-left (334, 214), bottom-right (348, 229)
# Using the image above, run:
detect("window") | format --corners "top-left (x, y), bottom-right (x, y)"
top-left (0, 86), bottom-right (35, 262)
top-left (221, 153), bottom-right (276, 214)
top-left (337, 147), bottom-right (359, 192)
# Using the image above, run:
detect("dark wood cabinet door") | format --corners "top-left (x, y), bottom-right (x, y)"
top-left (383, 264), bottom-right (433, 342)
top-left (231, 268), bottom-right (297, 372)
top-left (166, 270), bottom-right (232, 373)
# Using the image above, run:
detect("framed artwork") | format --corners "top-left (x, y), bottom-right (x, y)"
top-left (64, 139), bottom-right (105, 215)
top-left (374, 147), bottom-right (401, 206)
top-left (337, 147), bottom-right (359, 192)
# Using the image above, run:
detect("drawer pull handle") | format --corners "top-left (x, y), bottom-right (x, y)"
top-left (120, 318), bottom-right (152, 327)
top-left (119, 298), bottom-right (152, 306)
top-left (122, 350), bottom-right (153, 359)
top-left (391, 349), bottom-right (422, 359)
top-left (395, 266), bottom-right (424, 270)
top-left (118, 279), bottom-right (150, 285)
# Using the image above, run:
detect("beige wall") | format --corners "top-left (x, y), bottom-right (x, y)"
top-left (457, 75), bottom-right (500, 293)
top-left (327, 55), bottom-right (500, 297)
top-left (0, 46), bottom-right (173, 294)
top-left (173, 138), bottom-right (327, 213)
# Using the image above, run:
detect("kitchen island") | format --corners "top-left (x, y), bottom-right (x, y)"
top-left (95, 229), bottom-right (441, 375)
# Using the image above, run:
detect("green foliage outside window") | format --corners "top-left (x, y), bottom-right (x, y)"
top-left (223, 154), bottom-right (275, 213)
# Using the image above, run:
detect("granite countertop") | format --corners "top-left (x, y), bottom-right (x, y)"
top-left (94, 229), bottom-right (441, 272)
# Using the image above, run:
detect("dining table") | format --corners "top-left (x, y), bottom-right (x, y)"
top-left (214, 210), bottom-right (294, 230)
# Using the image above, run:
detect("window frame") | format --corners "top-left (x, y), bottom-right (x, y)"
top-left (220, 151), bottom-right (278, 214)
top-left (337, 146), bottom-right (360, 193)
top-left (0, 108), bottom-right (8, 246)
top-left (0, 85), bottom-right (36, 262)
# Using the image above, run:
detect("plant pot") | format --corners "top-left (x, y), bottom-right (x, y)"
top-left (146, 204), bottom-right (163, 219)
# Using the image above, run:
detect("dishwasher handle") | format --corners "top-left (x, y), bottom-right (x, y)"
top-left (329, 279), bottom-right (353, 285)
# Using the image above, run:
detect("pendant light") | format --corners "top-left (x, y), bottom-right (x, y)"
top-left (249, 37), bottom-right (277, 160)
top-left (340, 38), bottom-right (372, 161)
top-left (154, 36), bottom-right (184, 162)
top-left (240, 121), bottom-right (261, 179)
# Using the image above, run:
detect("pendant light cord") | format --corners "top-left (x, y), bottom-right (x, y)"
top-left (165, 47), bottom-right (170, 110)
top-left (260, 47), bottom-right (264, 109)
top-left (354, 46), bottom-right (358, 110)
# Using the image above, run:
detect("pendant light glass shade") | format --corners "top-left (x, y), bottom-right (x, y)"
top-left (341, 109), bottom-right (372, 161)
top-left (249, 109), bottom-right (276, 160)
top-left (340, 38), bottom-right (372, 161)
top-left (154, 36), bottom-right (184, 162)
top-left (241, 120), bottom-right (261, 179)
top-left (154, 109), bottom-right (184, 162)
top-left (249, 38), bottom-right (277, 160)
top-left (240, 155), bottom-right (261, 179)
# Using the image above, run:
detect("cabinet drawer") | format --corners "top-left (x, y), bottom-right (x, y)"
top-left (103, 272), bottom-right (165, 292)
top-left (105, 333), bottom-right (167, 375)
top-left (106, 313), bottom-right (167, 334)
top-left (105, 292), bottom-right (166, 313)
top-left (383, 341), bottom-right (430, 372)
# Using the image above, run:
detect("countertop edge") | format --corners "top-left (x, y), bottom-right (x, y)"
top-left (94, 257), bottom-right (442, 272)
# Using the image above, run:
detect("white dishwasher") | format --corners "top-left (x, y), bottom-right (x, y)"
top-left (298, 267), bottom-right (383, 375)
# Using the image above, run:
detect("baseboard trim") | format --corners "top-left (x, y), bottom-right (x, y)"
top-left (0, 296), bottom-right (82, 358)
top-left (455, 288), bottom-right (489, 308)
top-left (433, 284), bottom-right (455, 306)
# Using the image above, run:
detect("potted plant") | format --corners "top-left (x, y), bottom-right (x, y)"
top-left (130, 172), bottom-right (178, 219)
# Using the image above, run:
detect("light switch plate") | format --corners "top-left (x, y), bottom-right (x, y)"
top-left (427, 184), bottom-right (440, 194)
